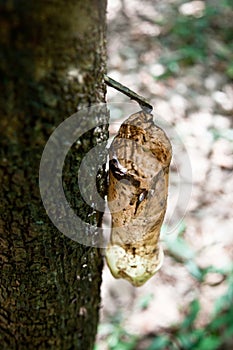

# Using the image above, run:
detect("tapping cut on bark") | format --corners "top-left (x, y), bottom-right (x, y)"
top-left (106, 111), bottom-right (172, 286)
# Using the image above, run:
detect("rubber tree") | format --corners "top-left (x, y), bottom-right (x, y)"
top-left (0, 0), bottom-right (108, 349)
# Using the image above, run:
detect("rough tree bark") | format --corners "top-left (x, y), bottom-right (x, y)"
top-left (0, 0), bottom-right (107, 349)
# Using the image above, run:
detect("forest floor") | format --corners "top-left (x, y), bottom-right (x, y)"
top-left (96, 0), bottom-right (233, 349)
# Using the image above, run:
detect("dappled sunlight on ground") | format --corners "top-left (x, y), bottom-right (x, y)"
top-left (97, 0), bottom-right (233, 348)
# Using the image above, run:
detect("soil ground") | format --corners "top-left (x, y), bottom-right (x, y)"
top-left (97, 1), bottom-right (233, 348)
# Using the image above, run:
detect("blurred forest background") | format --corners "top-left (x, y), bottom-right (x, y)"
top-left (96, 0), bottom-right (233, 349)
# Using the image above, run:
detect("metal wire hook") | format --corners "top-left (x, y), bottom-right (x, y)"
top-left (104, 74), bottom-right (153, 114)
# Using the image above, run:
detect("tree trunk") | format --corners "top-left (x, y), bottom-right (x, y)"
top-left (0, 1), bottom-right (107, 349)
